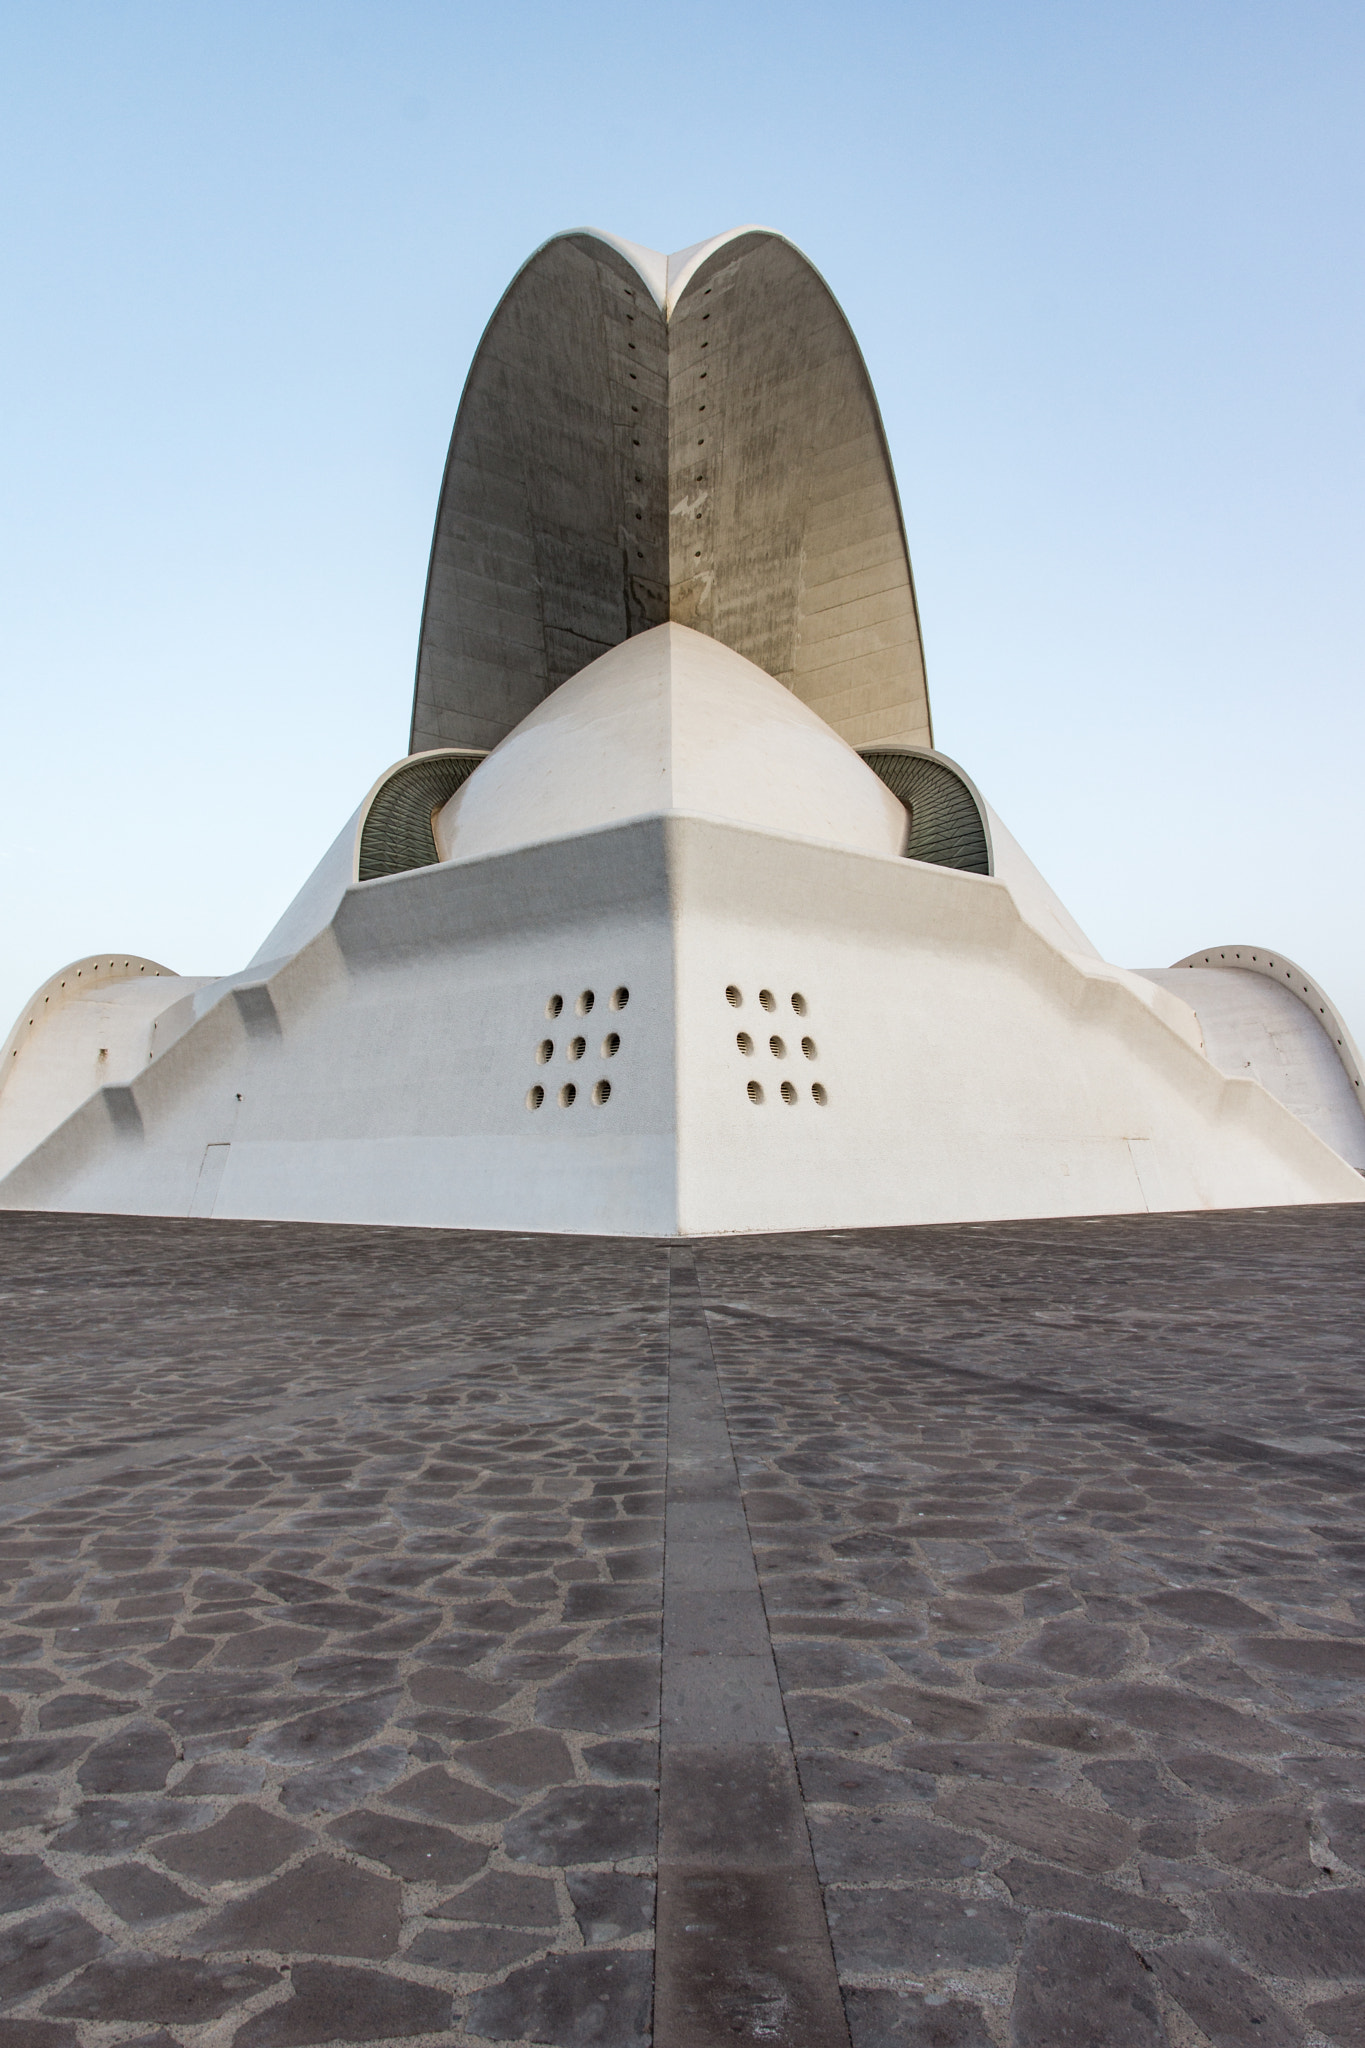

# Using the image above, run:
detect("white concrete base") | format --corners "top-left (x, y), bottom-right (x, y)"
top-left (3, 628), bottom-right (1359, 1235)
top-left (1, 813), bottom-right (1358, 1235)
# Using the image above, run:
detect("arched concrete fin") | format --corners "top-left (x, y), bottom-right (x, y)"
top-left (666, 228), bottom-right (931, 750)
top-left (412, 229), bottom-right (670, 754)
top-left (411, 226), bottom-right (932, 757)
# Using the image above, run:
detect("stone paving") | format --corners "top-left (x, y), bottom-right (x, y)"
top-left (0, 1204), bottom-right (1362, 2046)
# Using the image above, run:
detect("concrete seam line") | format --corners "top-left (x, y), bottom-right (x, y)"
top-left (655, 1245), bottom-right (851, 2047)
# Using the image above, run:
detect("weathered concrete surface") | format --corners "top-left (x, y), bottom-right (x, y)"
top-left (411, 227), bottom-right (931, 757)
top-left (0, 1204), bottom-right (1364, 2045)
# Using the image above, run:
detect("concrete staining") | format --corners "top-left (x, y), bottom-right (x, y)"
top-left (410, 228), bottom-right (930, 756)
top-left (3, 223), bottom-right (1363, 1232)
top-left (3, 1203), bottom-right (1365, 2044)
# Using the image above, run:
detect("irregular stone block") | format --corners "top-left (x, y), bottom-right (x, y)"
top-left (405, 1925), bottom-right (544, 1972)
top-left (467, 1950), bottom-right (652, 2047)
top-left (250, 1695), bottom-right (397, 1764)
top-left (810, 1811), bottom-right (985, 1883)
top-left (460, 1730), bottom-right (576, 1793)
top-left (1203, 1808), bottom-right (1319, 1887)
top-left (326, 1810), bottom-right (484, 1884)
top-left (51, 1799), bottom-right (203, 1856)
top-left (1076, 1684), bottom-right (1279, 1752)
top-left (0, 1853), bottom-right (68, 1918)
top-left (1010, 1915), bottom-right (1167, 2046)
top-left (231, 1960), bottom-right (452, 2046)
top-left (0, 1740), bottom-right (90, 1781)
top-left (797, 1752), bottom-right (934, 1807)
top-left (505, 1786), bottom-right (657, 1867)
top-left (196, 1854), bottom-right (401, 1958)
top-left (567, 1870), bottom-right (654, 1944)
top-left (154, 1804), bottom-right (310, 1882)
top-left (0, 1910), bottom-right (105, 2005)
top-left (37, 1693), bottom-right (136, 1730)
top-left (825, 1887), bottom-right (1021, 1974)
top-left (86, 1862), bottom-right (199, 1923)
top-left (1213, 1889), bottom-right (1365, 1978)
top-left (995, 1857), bottom-right (1188, 1932)
top-left (1152, 1939), bottom-right (1304, 2048)
top-left (428, 1869), bottom-right (558, 1925)
top-left (937, 1783), bottom-right (1132, 1872)
top-left (45, 1957), bottom-right (276, 2023)
top-left (277, 1745), bottom-right (407, 1815)
top-left (1026, 1621), bottom-right (1131, 1677)
top-left (862, 1686), bottom-right (993, 1737)
top-left (535, 1657), bottom-right (660, 1735)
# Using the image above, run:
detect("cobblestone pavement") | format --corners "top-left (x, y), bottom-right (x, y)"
top-left (0, 1204), bottom-right (1362, 2047)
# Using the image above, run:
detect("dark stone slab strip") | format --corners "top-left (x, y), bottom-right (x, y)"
top-left (654, 1250), bottom-right (849, 2047)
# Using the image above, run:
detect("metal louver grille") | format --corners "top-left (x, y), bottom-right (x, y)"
top-left (859, 750), bottom-right (991, 875)
top-left (357, 752), bottom-right (486, 882)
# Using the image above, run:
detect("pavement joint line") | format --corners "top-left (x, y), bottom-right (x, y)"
top-left (655, 1245), bottom-right (851, 2048)
top-left (702, 1296), bottom-right (1365, 1487)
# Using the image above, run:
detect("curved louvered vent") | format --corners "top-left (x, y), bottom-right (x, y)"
top-left (859, 749), bottom-right (991, 875)
top-left (358, 751), bottom-right (486, 882)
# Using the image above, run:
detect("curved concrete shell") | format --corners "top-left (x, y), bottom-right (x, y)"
top-left (411, 228), bottom-right (931, 756)
top-left (860, 748), bottom-right (993, 874)
top-left (1139, 948), bottom-right (1365, 1168)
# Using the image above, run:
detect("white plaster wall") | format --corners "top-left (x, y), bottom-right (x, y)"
top-left (0, 967), bottom-right (210, 1181)
top-left (2, 817), bottom-right (1358, 1236)
top-left (668, 821), bottom-right (1362, 1234)
top-left (0, 824), bottom-right (682, 1237)
top-left (1139, 966), bottom-right (1365, 1168)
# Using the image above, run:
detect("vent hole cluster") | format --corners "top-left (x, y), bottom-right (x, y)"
top-left (727, 986), bottom-right (827, 1107)
top-left (528, 988), bottom-right (629, 1110)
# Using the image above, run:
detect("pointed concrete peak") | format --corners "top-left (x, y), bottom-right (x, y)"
top-left (666, 227), bottom-right (777, 313)
top-left (575, 228), bottom-right (668, 309)
top-left (572, 226), bottom-right (782, 316)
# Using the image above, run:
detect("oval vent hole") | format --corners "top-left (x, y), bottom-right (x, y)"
top-left (801, 1036), bottom-right (817, 1060)
top-left (536, 1040), bottom-right (553, 1065)
top-left (791, 992), bottom-right (808, 1015)
top-left (747, 1080), bottom-right (764, 1105)
top-left (547, 994), bottom-right (564, 1018)
top-left (769, 1036), bottom-right (786, 1058)
top-left (780, 1081), bottom-right (797, 1104)
top-left (726, 985), bottom-right (742, 1008)
top-left (526, 1085), bottom-right (544, 1110)
top-left (603, 1033), bottom-right (620, 1058)
top-left (559, 1083), bottom-right (576, 1108)
top-left (576, 990), bottom-right (595, 1015)
top-left (812, 1083), bottom-right (828, 1106)
top-left (759, 989), bottom-right (776, 1012)
top-left (593, 1080), bottom-right (611, 1106)
top-left (611, 986), bottom-right (630, 1010)
top-left (568, 1037), bottom-right (586, 1062)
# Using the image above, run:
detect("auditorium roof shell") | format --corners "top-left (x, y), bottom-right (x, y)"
top-left (1, 226), bottom-right (1361, 1229)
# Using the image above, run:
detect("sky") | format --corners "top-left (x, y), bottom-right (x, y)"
top-left (2, 1), bottom-right (1362, 1046)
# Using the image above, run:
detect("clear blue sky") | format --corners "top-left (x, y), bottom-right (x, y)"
top-left (2, 2), bottom-right (1362, 1041)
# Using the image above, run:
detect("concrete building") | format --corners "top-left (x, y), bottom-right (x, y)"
top-left (2, 228), bottom-right (1362, 1233)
